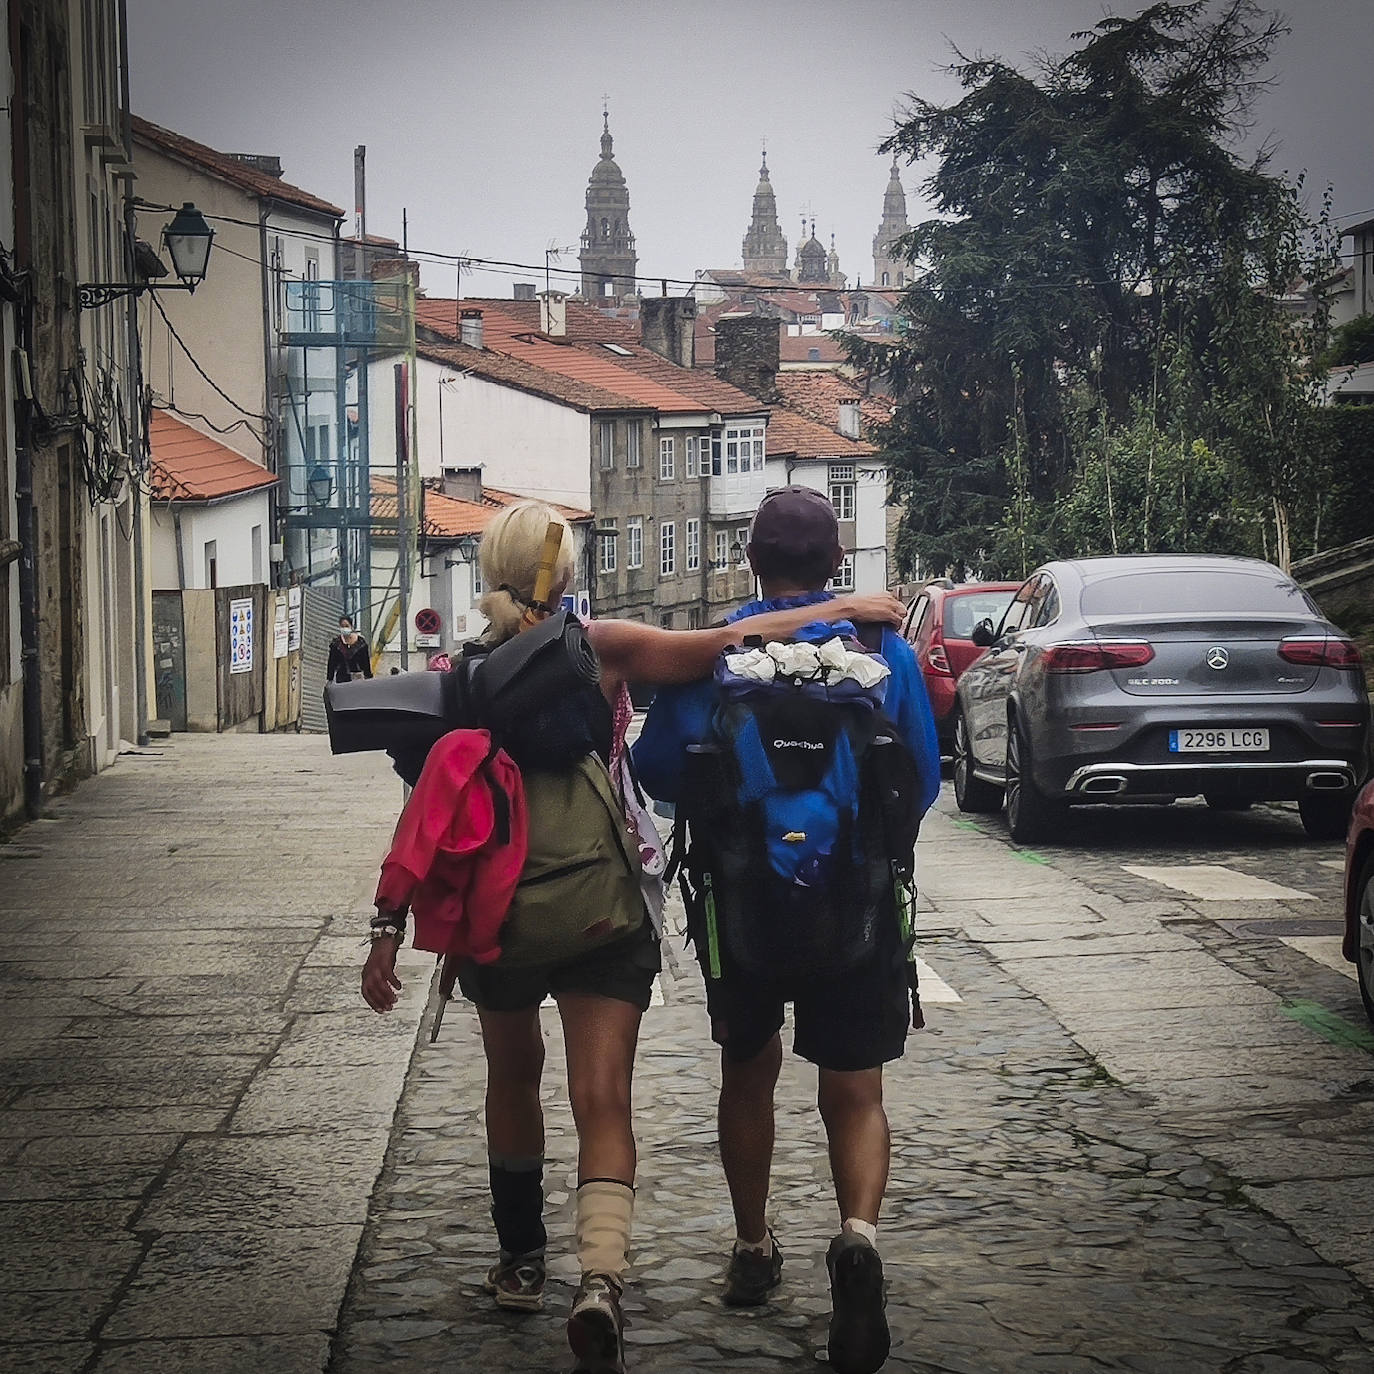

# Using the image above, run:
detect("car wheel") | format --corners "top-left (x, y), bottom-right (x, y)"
top-left (1205, 794), bottom-right (1252, 811)
top-left (1005, 713), bottom-right (1065, 845)
top-left (1299, 791), bottom-right (1353, 842)
top-left (1356, 855), bottom-right (1374, 1028)
top-left (953, 709), bottom-right (1003, 814)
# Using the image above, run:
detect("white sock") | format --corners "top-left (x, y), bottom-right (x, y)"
top-left (843, 1217), bottom-right (878, 1247)
top-left (735, 1231), bottom-right (772, 1256)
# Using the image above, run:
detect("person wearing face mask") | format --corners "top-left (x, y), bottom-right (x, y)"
top-left (328, 615), bottom-right (373, 683)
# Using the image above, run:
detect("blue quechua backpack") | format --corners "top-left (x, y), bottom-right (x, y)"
top-left (673, 628), bottom-right (922, 986)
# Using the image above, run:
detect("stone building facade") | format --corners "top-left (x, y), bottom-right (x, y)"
top-left (873, 160), bottom-right (911, 289)
top-left (3, 0), bottom-right (145, 822)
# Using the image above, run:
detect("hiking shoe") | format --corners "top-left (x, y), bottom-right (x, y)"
top-left (825, 1231), bottom-right (889, 1374)
top-left (567, 1271), bottom-right (626, 1374)
top-left (482, 1251), bottom-right (546, 1311)
top-left (723, 1231), bottom-right (783, 1307)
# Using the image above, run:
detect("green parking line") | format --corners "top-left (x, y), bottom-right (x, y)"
top-left (1281, 999), bottom-right (1374, 1054)
top-left (950, 819), bottom-right (983, 833)
top-left (1012, 848), bottom-right (1048, 865)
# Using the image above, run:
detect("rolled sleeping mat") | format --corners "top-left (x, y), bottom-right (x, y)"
top-left (323, 670), bottom-right (451, 757)
top-left (471, 609), bottom-right (601, 735)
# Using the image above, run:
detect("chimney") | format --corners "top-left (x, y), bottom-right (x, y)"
top-left (640, 296), bottom-right (697, 368)
top-left (539, 290), bottom-right (567, 338)
top-left (460, 308), bottom-right (484, 350)
top-left (441, 467), bottom-right (483, 503)
top-left (513, 282), bottom-right (537, 301)
top-left (713, 315), bottom-right (780, 402)
top-left (837, 398), bottom-right (860, 439)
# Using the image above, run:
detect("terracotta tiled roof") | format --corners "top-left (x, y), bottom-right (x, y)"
top-left (371, 473), bottom-right (495, 540)
top-left (481, 488), bottom-right (593, 524)
top-left (774, 372), bottom-right (894, 433)
top-left (148, 410), bottom-right (278, 502)
top-left (370, 474), bottom-right (592, 541)
top-left (418, 299), bottom-right (765, 417)
top-left (132, 116), bottom-right (344, 220)
top-left (763, 407), bottom-right (877, 461)
top-left (417, 342), bottom-right (645, 413)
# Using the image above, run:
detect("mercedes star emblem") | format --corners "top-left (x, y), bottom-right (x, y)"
top-left (1206, 646), bottom-right (1230, 670)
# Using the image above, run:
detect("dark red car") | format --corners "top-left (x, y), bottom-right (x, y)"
top-left (1342, 778), bottom-right (1374, 1025)
top-left (902, 581), bottom-right (1020, 747)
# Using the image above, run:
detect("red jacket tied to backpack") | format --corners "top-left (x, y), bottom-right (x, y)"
top-left (375, 730), bottom-right (527, 962)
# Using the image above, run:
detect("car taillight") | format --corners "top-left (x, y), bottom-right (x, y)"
top-left (1043, 640), bottom-right (1155, 674)
top-left (1278, 636), bottom-right (1362, 668)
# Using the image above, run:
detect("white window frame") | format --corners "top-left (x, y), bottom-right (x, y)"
top-left (658, 435), bottom-right (675, 481)
top-left (598, 420), bottom-right (614, 470)
top-left (626, 518), bottom-right (643, 570)
top-left (660, 520), bottom-right (676, 577)
top-left (627, 424), bottom-right (642, 469)
top-left (685, 436), bottom-right (698, 479)
top-left (724, 423), bottom-right (765, 474)
top-left (736, 525), bottom-right (750, 566)
top-left (686, 518), bottom-right (700, 572)
top-left (830, 554), bottom-right (855, 591)
top-left (714, 529), bottom-right (729, 569)
top-left (599, 527), bottom-right (618, 575)
top-left (829, 481), bottom-right (856, 522)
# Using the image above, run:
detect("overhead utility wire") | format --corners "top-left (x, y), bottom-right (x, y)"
top-left (135, 200), bottom-right (1369, 298)
top-left (150, 293), bottom-right (269, 440)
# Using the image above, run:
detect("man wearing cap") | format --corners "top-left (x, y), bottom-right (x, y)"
top-left (633, 487), bottom-right (939, 1374)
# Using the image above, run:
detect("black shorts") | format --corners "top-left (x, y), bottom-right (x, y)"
top-left (703, 942), bottom-right (912, 1073)
top-left (457, 920), bottom-right (661, 1014)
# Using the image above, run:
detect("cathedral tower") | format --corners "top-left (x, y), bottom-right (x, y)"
top-left (579, 112), bottom-right (638, 300)
top-left (741, 150), bottom-right (788, 276)
top-left (872, 159), bottom-right (910, 288)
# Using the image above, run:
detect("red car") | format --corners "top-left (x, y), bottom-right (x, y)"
top-left (1343, 778), bottom-right (1374, 1025)
top-left (902, 581), bottom-right (1020, 747)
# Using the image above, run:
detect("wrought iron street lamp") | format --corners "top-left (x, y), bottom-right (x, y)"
top-left (307, 465), bottom-right (334, 508)
top-left (78, 202), bottom-right (215, 311)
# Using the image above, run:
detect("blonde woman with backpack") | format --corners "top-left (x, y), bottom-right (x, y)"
top-left (361, 499), bottom-right (905, 1373)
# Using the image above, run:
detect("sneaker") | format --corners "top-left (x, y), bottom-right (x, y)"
top-left (825, 1230), bottom-right (889, 1374)
top-left (567, 1271), bottom-right (626, 1374)
top-left (482, 1251), bottom-right (546, 1312)
top-left (723, 1231), bottom-right (783, 1307)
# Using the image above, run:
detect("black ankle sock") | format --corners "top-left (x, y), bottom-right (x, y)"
top-left (489, 1158), bottom-right (546, 1257)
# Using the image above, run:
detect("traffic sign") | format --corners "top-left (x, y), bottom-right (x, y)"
top-left (414, 607), bottom-right (441, 636)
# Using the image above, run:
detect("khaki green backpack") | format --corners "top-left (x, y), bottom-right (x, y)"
top-left (496, 755), bottom-right (645, 968)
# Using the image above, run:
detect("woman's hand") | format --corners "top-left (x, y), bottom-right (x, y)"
top-left (361, 937), bottom-right (402, 1013)
top-left (836, 591), bottom-right (908, 629)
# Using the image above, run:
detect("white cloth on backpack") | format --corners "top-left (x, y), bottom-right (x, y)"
top-left (725, 636), bottom-right (891, 689)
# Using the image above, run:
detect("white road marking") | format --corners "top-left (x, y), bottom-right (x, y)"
top-left (916, 957), bottom-right (962, 1004)
top-left (1278, 936), bottom-right (1357, 982)
top-left (1123, 864), bottom-right (1316, 901)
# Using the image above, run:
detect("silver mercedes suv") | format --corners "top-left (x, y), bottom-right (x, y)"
top-left (951, 556), bottom-right (1370, 844)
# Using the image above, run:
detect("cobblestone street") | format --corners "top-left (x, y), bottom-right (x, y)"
top-left (1, 734), bottom-right (1372, 1372)
top-left (331, 808), bottom-right (1374, 1374)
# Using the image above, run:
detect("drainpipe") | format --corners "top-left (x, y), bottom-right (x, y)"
top-left (173, 506), bottom-right (187, 588)
top-left (14, 362), bottom-right (43, 818)
top-left (118, 0), bottom-right (149, 745)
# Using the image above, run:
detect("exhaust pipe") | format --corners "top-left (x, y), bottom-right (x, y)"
top-left (1080, 775), bottom-right (1127, 795)
top-left (1305, 771), bottom-right (1350, 792)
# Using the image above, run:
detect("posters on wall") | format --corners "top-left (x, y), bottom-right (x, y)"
top-left (287, 586), bottom-right (302, 652)
top-left (229, 598), bottom-right (254, 674)
top-left (273, 597), bottom-right (290, 659)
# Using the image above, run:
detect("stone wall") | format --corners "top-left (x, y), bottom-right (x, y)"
top-left (712, 315), bottom-right (781, 403)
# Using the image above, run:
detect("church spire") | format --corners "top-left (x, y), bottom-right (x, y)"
top-left (579, 110), bottom-right (637, 301)
top-left (872, 158), bottom-right (910, 289)
top-left (741, 146), bottom-right (788, 277)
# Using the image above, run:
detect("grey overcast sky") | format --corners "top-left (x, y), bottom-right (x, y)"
top-left (128, 0), bottom-right (1373, 296)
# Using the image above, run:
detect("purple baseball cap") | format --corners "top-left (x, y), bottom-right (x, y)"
top-left (747, 485), bottom-right (843, 568)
